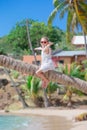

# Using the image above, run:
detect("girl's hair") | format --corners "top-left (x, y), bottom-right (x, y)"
top-left (40, 36), bottom-right (49, 42)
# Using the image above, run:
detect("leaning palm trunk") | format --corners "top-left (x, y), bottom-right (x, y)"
top-left (4, 68), bottom-right (29, 108)
top-left (0, 55), bottom-right (87, 94)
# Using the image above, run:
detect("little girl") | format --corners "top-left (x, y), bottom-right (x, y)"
top-left (34, 37), bottom-right (55, 88)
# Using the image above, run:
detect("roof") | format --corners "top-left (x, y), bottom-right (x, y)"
top-left (72, 35), bottom-right (87, 45)
top-left (53, 50), bottom-right (86, 57)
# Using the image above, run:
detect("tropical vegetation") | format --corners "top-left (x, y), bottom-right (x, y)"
top-left (48, 0), bottom-right (87, 42)
top-left (0, 1), bottom-right (87, 109)
top-left (0, 19), bottom-right (66, 57)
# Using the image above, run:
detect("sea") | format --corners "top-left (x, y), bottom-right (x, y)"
top-left (0, 115), bottom-right (72, 130)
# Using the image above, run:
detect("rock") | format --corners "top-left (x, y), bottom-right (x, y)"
top-left (75, 113), bottom-right (87, 121)
top-left (0, 79), bottom-right (9, 89)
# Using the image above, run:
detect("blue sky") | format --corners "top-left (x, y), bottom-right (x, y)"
top-left (0, 0), bottom-right (67, 37)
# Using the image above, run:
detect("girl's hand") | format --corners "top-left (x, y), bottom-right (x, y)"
top-left (34, 47), bottom-right (42, 50)
top-left (49, 42), bottom-right (53, 46)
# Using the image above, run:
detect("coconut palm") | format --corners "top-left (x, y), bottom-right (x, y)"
top-left (48, 0), bottom-right (78, 42)
top-left (0, 55), bottom-right (87, 94)
top-left (26, 76), bottom-right (50, 107)
top-left (58, 62), bottom-right (85, 107)
top-left (48, 0), bottom-right (87, 41)
top-left (73, 0), bottom-right (87, 56)
top-left (73, 0), bottom-right (87, 34)
top-left (26, 76), bottom-right (40, 98)
top-left (4, 68), bottom-right (29, 108)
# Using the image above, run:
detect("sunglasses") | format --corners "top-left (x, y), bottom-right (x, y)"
top-left (40, 41), bottom-right (48, 44)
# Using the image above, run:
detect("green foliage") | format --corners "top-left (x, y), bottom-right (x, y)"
top-left (30, 76), bottom-right (41, 94)
top-left (47, 82), bottom-right (59, 93)
top-left (82, 60), bottom-right (87, 68)
top-left (7, 20), bottom-right (28, 52)
top-left (57, 62), bottom-right (85, 99)
top-left (5, 19), bottom-right (65, 56)
top-left (11, 70), bottom-right (20, 79)
top-left (0, 47), bottom-right (6, 55)
top-left (26, 76), bottom-right (41, 98)
top-left (72, 88), bottom-right (84, 96)
top-left (63, 62), bottom-right (85, 80)
top-left (84, 69), bottom-right (87, 81)
top-left (26, 75), bottom-right (32, 90)
top-left (20, 84), bottom-right (30, 98)
top-left (0, 36), bottom-right (12, 54)
top-left (74, 0), bottom-right (87, 34)
top-left (69, 63), bottom-right (84, 79)
top-left (0, 18), bottom-right (67, 55)
top-left (48, 0), bottom-right (87, 43)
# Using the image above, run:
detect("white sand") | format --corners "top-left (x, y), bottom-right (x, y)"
top-left (0, 108), bottom-right (87, 130)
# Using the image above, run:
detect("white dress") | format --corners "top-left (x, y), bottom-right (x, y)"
top-left (40, 49), bottom-right (55, 72)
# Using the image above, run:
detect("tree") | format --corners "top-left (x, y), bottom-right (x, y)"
top-left (48, 0), bottom-right (87, 42)
top-left (0, 55), bottom-right (87, 94)
top-left (57, 62), bottom-right (85, 107)
top-left (7, 19), bottom-right (65, 55)
top-left (4, 68), bottom-right (29, 108)
top-left (73, 0), bottom-right (87, 34)
top-left (73, 0), bottom-right (87, 56)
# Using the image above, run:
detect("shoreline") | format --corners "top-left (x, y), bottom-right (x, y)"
top-left (0, 108), bottom-right (87, 130)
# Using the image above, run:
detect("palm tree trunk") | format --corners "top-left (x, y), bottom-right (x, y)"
top-left (26, 19), bottom-right (37, 64)
top-left (0, 55), bottom-right (87, 94)
top-left (43, 89), bottom-right (50, 107)
top-left (4, 68), bottom-right (29, 108)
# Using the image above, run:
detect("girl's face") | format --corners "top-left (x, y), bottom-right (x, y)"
top-left (40, 38), bottom-right (48, 46)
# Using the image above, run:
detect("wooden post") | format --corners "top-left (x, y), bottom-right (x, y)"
top-left (83, 31), bottom-right (87, 58)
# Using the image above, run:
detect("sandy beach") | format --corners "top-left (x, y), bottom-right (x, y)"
top-left (0, 108), bottom-right (87, 130)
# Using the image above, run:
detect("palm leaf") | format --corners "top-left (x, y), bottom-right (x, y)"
top-left (67, 10), bottom-right (73, 33)
top-left (31, 76), bottom-right (40, 94)
top-left (26, 76), bottom-right (32, 90)
top-left (74, 0), bottom-right (87, 34)
top-left (63, 64), bottom-right (69, 74)
top-left (59, 5), bottom-right (69, 19)
top-left (48, 1), bottom-right (66, 27)
top-left (53, 0), bottom-right (59, 7)
top-left (53, 0), bottom-right (65, 7)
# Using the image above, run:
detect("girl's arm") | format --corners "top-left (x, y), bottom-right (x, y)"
top-left (44, 42), bottom-right (53, 54)
top-left (44, 42), bottom-right (53, 50)
top-left (44, 42), bottom-right (53, 49)
top-left (48, 42), bottom-right (53, 46)
top-left (34, 47), bottom-right (42, 50)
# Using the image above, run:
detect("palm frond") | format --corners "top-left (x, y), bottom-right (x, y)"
top-left (26, 76), bottom-right (32, 90)
top-left (59, 5), bottom-right (69, 19)
top-left (53, 0), bottom-right (59, 7)
top-left (48, 1), bottom-right (65, 27)
top-left (66, 10), bottom-right (74, 41)
top-left (53, 0), bottom-right (65, 7)
top-left (74, 0), bottom-right (87, 34)
top-left (31, 76), bottom-right (40, 94)
top-left (63, 64), bottom-right (69, 74)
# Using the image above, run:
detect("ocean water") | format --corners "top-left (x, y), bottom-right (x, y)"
top-left (0, 114), bottom-right (72, 130)
top-left (0, 115), bottom-right (34, 130)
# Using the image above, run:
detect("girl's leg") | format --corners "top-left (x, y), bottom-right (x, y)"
top-left (42, 80), bottom-right (49, 88)
top-left (36, 70), bottom-right (48, 82)
top-left (36, 70), bottom-right (49, 88)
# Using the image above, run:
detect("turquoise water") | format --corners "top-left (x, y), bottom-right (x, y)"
top-left (0, 115), bottom-right (44, 130)
top-left (0, 114), bottom-right (72, 130)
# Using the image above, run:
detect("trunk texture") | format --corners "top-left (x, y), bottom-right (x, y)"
top-left (0, 55), bottom-right (87, 94)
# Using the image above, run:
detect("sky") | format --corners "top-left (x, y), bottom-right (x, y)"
top-left (0, 0), bottom-right (67, 37)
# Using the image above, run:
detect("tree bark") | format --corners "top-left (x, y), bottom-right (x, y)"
top-left (4, 68), bottom-right (29, 108)
top-left (0, 55), bottom-right (87, 94)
